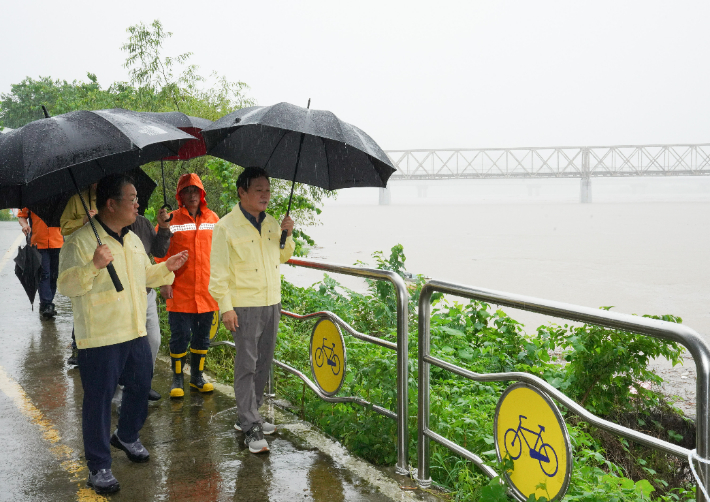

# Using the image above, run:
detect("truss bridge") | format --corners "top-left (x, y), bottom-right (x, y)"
top-left (382, 144), bottom-right (710, 203)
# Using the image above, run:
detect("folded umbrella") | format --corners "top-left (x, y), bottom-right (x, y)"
top-left (201, 101), bottom-right (396, 247)
top-left (14, 233), bottom-right (42, 308)
top-left (0, 108), bottom-right (194, 291)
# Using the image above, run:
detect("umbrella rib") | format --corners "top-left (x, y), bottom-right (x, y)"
top-left (264, 129), bottom-right (290, 168)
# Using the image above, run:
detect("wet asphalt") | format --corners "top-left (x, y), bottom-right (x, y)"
top-left (0, 222), bottom-right (434, 502)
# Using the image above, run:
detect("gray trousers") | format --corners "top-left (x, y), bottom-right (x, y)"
top-left (146, 289), bottom-right (160, 368)
top-left (232, 303), bottom-right (280, 432)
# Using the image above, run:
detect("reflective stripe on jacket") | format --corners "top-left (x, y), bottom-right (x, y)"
top-left (209, 205), bottom-right (295, 311)
top-left (57, 222), bottom-right (175, 349)
top-left (17, 208), bottom-right (63, 249)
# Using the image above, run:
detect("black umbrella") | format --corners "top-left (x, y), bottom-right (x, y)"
top-left (0, 108), bottom-right (194, 291)
top-left (201, 101), bottom-right (396, 247)
top-left (28, 167), bottom-right (158, 227)
top-left (14, 233), bottom-right (42, 309)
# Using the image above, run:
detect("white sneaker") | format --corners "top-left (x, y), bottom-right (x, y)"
top-left (244, 424), bottom-right (269, 454)
top-left (234, 421), bottom-right (277, 435)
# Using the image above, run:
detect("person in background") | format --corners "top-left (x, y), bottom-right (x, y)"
top-left (209, 167), bottom-right (295, 454)
top-left (17, 209), bottom-right (63, 318)
top-left (57, 173), bottom-right (188, 494)
top-left (156, 173), bottom-right (219, 398)
top-left (60, 183), bottom-right (97, 366)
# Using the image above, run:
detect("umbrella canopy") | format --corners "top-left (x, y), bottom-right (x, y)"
top-left (201, 102), bottom-right (396, 190)
top-left (139, 111), bottom-right (211, 160)
top-left (0, 108), bottom-right (194, 210)
top-left (28, 167), bottom-right (157, 227)
top-left (14, 234), bottom-right (42, 308)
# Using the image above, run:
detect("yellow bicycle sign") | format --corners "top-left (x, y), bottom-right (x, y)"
top-left (494, 383), bottom-right (572, 501)
top-left (309, 317), bottom-right (346, 396)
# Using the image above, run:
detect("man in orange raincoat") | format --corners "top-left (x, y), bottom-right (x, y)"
top-left (156, 173), bottom-right (219, 398)
top-left (17, 209), bottom-right (63, 318)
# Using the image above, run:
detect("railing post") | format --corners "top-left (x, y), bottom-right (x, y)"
top-left (393, 272), bottom-right (410, 475)
top-left (417, 285), bottom-right (432, 487)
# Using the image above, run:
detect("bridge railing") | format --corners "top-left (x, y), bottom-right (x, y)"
top-left (385, 144), bottom-right (710, 179)
top-left (418, 279), bottom-right (710, 501)
top-left (212, 257), bottom-right (410, 475)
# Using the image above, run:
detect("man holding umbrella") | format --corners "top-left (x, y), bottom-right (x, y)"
top-left (209, 167), bottom-right (295, 454)
top-left (58, 173), bottom-right (188, 494)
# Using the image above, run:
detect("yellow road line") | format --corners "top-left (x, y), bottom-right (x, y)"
top-left (0, 232), bottom-right (25, 275)
top-left (0, 365), bottom-right (106, 501)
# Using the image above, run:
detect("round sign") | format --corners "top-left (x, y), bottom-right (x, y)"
top-left (494, 383), bottom-right (572, 501)
top-left (309, 317), bottom-right (346, 396)
top-left (209, 311), bottom-right (220, 340)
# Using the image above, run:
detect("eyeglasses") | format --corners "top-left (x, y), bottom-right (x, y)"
top-left (115, 196), bottom-right (139, 205)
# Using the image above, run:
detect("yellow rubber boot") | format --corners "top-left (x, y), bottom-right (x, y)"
top-left (189, 349), bottom-right (214, 393)
top-left (170, 352), bottom-right (187, 398)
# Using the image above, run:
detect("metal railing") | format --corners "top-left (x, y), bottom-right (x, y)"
top-left (214, 258), bottom-right (410, 475)
top-left (417, 279), bottom-right (710, 502)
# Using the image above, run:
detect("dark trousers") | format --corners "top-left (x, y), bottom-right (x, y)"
top-left (168, 311), bottom-right (214, 354)
top-left (78, 336), bottom-right (152, 471)
top-left (38, 248), bottom-right (60, 306)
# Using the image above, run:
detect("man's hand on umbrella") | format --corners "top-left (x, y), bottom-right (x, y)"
top-left (83, 209), bottom-right (97, 225)
top-left (93, 244), bottom-right (114, 270)
top-left (222, 310), bottom-right (239, 332)
top-left (157, 208), bottom-right (171, 229)
top-left (160, 285), bottom-right (173, 299)
top-left (281, 215), bottom-right (294, 236)
top-left (20, 223), bottom-right (30, 236)
top-left (165, 250), bottom-right (188, 272)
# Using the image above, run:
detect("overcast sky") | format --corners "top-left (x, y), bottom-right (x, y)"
top-left (2, 1), bottom-right (709, 150)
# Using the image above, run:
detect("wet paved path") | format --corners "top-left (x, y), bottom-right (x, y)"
top-left (0, 222), bottom-right (431, 502)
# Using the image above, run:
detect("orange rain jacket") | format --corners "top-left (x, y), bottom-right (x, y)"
top-left (155, 173), bottom-right (219, 313)
top-left (17, 208), bottom-right (63, 249)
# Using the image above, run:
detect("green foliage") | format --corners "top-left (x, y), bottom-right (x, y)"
top-left (538, 311), bottom-right (684, 416)
top-left (0, 209), bottom-right (16, 221)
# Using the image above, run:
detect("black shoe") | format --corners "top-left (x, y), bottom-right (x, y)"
top-left (148, 388), bottom-right (161, 401)
top-left (67, 348), bottom-right (79, 366)
top-left (45, 303), bottom-right (56, 318)
top-left (87, 468), bottom-right (120, 494)
top-left (110, 431), bottom-right (149, 463)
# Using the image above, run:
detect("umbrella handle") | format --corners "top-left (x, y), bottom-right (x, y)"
top-left (161, 204), bottom-right (174, 223)
top-left (106, 263), bottom-right (124, 292)
top-left (280, 229), bottom-right (288, 249)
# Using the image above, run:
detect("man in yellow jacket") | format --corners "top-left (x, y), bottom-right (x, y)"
top-left (58, 174), bottom-right (188, 494)
top-left (209, 167), bottom-right (294, 454)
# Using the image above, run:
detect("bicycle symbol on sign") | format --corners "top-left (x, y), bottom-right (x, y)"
top-left (504, 415), bottom-right (559, 477)
top-left (314, 337), bottom-right (342, 375)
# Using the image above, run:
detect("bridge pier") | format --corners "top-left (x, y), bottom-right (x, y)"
top-left (580, 177), bottom-right (592, 203)
top-left (379, 187), bottom-right (391, 205)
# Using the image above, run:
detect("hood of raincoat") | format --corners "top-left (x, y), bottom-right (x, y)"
top-left (175, 173), bottom-right (208, 209)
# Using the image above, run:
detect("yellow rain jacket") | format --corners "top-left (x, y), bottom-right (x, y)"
top-left (60, 188), bottom-right (97, 236)
top-left (58, 221), bottom-right (175, 349)
top-left (209, 205), bottom-right (294, 312)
